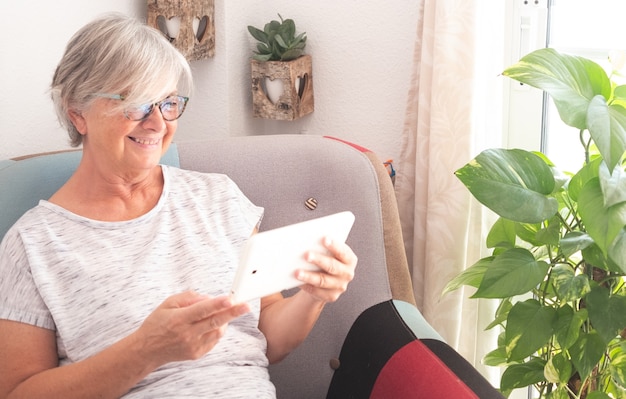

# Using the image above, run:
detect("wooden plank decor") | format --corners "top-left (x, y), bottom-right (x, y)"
top-left (147, 0), bottom-right (215, 61)
top-left (251, 55), bottom-right (314, 121)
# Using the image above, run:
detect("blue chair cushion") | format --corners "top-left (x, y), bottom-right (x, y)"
top-left (0, 145), bottom-right (179, 240)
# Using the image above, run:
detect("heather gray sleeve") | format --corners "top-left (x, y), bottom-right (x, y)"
top-left (0, 224), bottom-right (55, 330)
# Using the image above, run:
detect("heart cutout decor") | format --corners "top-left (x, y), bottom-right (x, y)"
top-left (155, 15), bottom-right (181, 41)
top-left (296, 74), bottom-right (308, 99)
top-left (262, 77), bottom-right (284, 104)
top-left (165, 16), bottom-right (181, 39)
top-left (155, 15), bottom-right (168, 38)
top-left (194, 15), bottom-right (209, 42)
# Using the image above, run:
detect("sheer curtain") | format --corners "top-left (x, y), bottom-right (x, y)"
top-left (395, 0), bottom-right (506, 382)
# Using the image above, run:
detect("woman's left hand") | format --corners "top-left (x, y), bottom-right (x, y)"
top-left (295, 237), bottom-right (358, 303)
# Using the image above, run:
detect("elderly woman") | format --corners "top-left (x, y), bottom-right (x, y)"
top-left (0, 14), bottom-right (357, 398)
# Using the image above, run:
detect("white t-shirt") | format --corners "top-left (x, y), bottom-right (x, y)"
top-left (0, 165), bottom-right (275, 398)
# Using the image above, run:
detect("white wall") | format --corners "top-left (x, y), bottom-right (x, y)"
top-left (0, 1), bottom-right (418, 164)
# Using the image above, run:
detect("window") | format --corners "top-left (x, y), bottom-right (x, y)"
top-left (502, 0), bottom-right (548, 153)
top-left (504, 0), bottom-right (626, 173)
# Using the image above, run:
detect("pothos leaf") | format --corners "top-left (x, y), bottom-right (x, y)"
top-left (455, 148), bottom-right (557, 223)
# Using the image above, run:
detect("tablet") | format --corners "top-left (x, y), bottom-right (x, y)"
top-left (230, 211), bottom-right (356, 303)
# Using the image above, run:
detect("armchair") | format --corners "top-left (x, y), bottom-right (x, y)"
top-left (0, 135), bottom-right (503, 398)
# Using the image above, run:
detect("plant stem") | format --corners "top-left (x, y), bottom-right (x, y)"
top-left (563, 382), bottom-right (576, 399)
top-left (579, 129), bottom-right (591, 165)
top-left (541, 264), bottom-right (554, 303)
top-left (557, 194), bottom-right (581, 232)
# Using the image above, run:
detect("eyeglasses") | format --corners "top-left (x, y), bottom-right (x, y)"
top-left (95, 93), bottom-right (189, 121)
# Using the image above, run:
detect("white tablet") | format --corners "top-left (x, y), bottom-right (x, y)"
top-left (230, 211), bottom-right (356, 303)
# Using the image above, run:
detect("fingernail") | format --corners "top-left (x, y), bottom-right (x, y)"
top-left (324, 237), bottom-right (333, 246)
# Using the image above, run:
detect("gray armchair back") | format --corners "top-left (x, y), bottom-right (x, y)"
top-left (0, 135), bottom-right (502, 398)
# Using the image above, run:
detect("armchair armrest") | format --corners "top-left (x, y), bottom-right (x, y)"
top-left (327, 300), bottom-right (504, 399)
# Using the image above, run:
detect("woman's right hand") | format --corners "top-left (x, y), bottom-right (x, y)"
top-left (0, 291), bottom-right (250, 399)
top-left (135, 291), bottom-right (250, 366)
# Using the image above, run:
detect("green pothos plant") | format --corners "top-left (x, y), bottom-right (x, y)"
top-left (445, 47), bottom-right (626, 399)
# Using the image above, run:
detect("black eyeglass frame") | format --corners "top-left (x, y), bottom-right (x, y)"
top-left (94, 93), bottom-right (190, 121)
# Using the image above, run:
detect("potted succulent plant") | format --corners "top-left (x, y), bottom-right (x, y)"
top-left (445, 47), bottom-right (626, 399)
top-left (247, 14), bottom-right (314, 120)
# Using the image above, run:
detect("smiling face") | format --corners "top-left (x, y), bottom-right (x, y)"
top-left (51, 15), bottom-right (193, 149)
top-left (69, 92), bottom-right (178, 177)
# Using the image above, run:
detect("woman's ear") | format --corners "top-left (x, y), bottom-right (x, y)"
top-left (68, 110), bottom-right (87, 135)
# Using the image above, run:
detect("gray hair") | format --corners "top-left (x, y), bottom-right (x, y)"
top-left (51, 13), bottom-right (193, 147)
